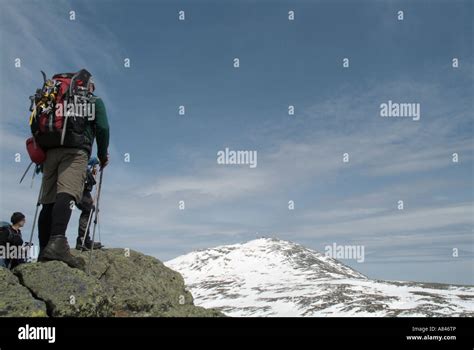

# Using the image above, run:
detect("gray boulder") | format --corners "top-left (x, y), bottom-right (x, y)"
top-left (13, 261), bottom-right (111, 317)
top-left (71, 248), bottom-right (223, 317)
top-left (2, 248), bottom-right (223, 317)
top-left (0, 267), bottom-right (47, 317)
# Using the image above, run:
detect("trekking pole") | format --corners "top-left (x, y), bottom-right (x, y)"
top-left (19, 161), bottom-right (33, 184)
top-left (30, 165), bottom-right (37, 188)
top-left (81, 193), bottom-right (98, 248)
top-left (98, 218), bottom-right (102, 243)
top-left (27, 182), bottom-right (43, 260)
top-left (87, 169), bottom-right (104, 275)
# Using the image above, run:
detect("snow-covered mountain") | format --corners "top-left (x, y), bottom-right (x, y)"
top-left (166, 238), bottom-right (474, 317)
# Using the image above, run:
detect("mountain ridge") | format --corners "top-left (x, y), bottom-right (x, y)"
top-left (166, 238), bottom-right (474, 317)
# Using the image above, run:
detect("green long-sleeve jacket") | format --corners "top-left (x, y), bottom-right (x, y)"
top-left (85, 97), bottom-right (109, 162)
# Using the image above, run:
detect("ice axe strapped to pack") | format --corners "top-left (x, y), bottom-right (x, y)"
top-left (23, 69), bottom-right (95, 182)
top-left (27, 69), bottom-right (95, 157)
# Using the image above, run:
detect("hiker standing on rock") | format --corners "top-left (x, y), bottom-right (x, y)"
top-left (76, 157), bottom-right (104, 251)
top-left (32, 69), bottom-right (109, 269)
top-left (0, 212), bottom-right (27, 269)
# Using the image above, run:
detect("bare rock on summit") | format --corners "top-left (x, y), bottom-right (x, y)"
top-left (71, 248), bottom-right (223, 317)
top-left (0, 267), bottom-right (47, 317)
top-left (0, 248), bottom-right (223, 318)
top-left (13, 261), bottom-right (111, 317)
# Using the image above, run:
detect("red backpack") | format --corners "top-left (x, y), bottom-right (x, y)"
top-left (27, 69), bottom-right (94, 163)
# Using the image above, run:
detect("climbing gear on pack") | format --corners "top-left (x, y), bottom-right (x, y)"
top-left (28, 69), bottom-right (95, 151)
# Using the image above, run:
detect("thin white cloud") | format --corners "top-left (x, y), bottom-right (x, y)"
top-left (295, 204), bottom-right (473, 238)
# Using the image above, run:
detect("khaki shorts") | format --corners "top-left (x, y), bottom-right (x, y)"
top-left (40, 148), bottom-right (89, 204)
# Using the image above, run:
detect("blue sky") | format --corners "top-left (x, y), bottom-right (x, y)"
top-left (1, 0), bottom-right (473, 284)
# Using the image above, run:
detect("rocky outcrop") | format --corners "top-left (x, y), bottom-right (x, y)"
top-left (0, 248), bottom-right (223, 317)
top-left (71, 248), bottom-right (223, 317)
top-left (13, 261), bottom-right (111, 317)
top-left (0, 268), bottom-right (47, 317)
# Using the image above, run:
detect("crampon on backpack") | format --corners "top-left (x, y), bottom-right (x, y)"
top-left (26, 69), bottom-right (95, 164)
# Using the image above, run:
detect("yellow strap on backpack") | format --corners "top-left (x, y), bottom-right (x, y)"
top-left (28, 108), bottom-right (37, 125)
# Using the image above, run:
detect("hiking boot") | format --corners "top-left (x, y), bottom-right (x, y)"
top-left (39, 235), bottom-right (85, 269)
top-left (76, 238), bottom-right (103, 251)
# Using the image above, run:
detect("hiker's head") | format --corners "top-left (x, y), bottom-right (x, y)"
top-left (11, 212), bottom-right (25, 228)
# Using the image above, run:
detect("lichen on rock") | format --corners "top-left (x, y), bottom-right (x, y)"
top-left (0, 267), bottom-right (48, 317)
top-left (0, 248), bottom-right (223, 318)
